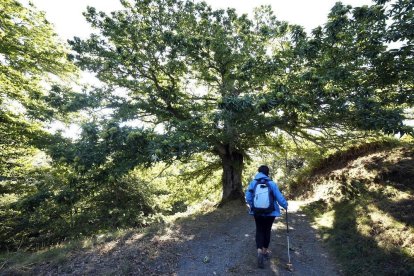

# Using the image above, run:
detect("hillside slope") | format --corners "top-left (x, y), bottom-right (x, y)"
top-left (295, 143), bottom-right (414, 275)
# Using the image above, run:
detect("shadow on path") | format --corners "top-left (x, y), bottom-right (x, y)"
top-left (175, 201), bottom-right (341, 275)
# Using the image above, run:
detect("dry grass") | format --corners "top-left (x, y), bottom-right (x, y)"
top-left (299, 143), bottom-right (414, 275)
top-left (0, 199), bottom-right (244, 275)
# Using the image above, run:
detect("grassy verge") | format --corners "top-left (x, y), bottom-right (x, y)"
top-left (0, 228), bottom-right (135, 274)
top-left (302, 197), bottom-right (414, 275)
top-left (299, 145), bottom-right (414, 275)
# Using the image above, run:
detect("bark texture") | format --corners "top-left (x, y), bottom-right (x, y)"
top-left (219, 149), bottom-right (244, 203)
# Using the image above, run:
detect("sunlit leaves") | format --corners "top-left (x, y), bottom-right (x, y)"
top-left (67, 0), bottom-right (412, 203)
top-left (294, 1), bottom-right (413, 137)
top-left (0, 0), bottom-right (76, 175)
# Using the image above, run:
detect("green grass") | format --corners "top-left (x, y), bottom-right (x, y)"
top-left (0, 227), bottom-right (141, 274)
top-left (302, 198), bottom-right (414, 275)
top-left (299, 145), bottom-right (414, 275)
top-left (0, 242), bottom-right (78, 274)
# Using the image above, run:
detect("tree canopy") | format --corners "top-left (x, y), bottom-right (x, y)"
top-left (68, 0), bottom-right (413, 202)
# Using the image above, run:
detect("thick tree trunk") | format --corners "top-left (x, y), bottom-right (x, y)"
top-left (219, 149), bottom-right (245, 204)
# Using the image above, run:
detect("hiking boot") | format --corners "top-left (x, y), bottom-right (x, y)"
top-left (257, 253), bottom-right (264, 269)
top-left (263, 251), bottom-right (271, 260)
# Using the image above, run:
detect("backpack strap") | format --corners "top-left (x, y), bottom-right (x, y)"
top-left (249, 178), bottom-right (270, 193)
top-left (256, 178), bottom-right (275, 197)
top-left (248, 178), bottom-right (259, 193)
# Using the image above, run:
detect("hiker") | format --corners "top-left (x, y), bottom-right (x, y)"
top-left (245, 165), bottom-right (288, 269)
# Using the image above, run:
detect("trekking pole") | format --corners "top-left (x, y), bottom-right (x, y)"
top-left (286, 209), bottom-right (293, 271)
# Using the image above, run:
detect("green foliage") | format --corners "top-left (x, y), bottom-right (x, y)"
top-left (65, 0), bottom-right (413, 203)
top-left (69, 0), bottom-right (295, 148)
top-left (135, 155), bottom-right (222, 214)
top-left (287, 1), bottom-right (413, 139)
top-left (0, 142), bottom-right (221, 251)
top-left (0, 0), bottom-right (76, 177)
top-left (0, 163), bottom-right (161, 251)
top-left (65, 0), bottom-right (310, 201)
top-left (1, 0), bottom-right (413, 255)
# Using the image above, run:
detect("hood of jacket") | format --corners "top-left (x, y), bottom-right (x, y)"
top-left (254, 172), bottom-right (270, 180)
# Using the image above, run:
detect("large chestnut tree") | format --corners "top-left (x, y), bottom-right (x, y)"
top-left (69, 0), bottom-right (412, 203)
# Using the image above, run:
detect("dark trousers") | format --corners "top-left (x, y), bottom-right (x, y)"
top-left (254, 215), bottom-right (276, 249)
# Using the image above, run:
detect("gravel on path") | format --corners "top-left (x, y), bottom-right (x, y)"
top-left (175, 201), bottom-right (341, 276)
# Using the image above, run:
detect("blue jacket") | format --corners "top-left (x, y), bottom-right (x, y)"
top-left (245, 172), bottom-right (288, 217)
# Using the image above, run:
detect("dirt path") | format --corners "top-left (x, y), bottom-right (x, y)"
top-left (8, 201), bottom-right (341, 275)
top-left (175, 201), bottom-right (341, 275)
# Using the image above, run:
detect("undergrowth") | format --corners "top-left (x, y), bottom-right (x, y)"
top-left (0, 199), bottom-right (220, 274)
